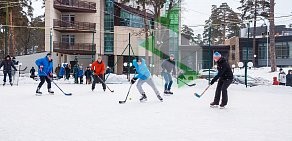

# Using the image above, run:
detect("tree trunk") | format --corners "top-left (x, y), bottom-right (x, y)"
top-left (269, 0), bottom-right (276, 72)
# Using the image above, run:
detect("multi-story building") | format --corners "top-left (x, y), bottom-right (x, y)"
top-left (45, 0), bottom-right (153, 74)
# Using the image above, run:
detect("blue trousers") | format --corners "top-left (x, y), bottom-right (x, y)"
top-left (163, 72), bottom-right (173, 91)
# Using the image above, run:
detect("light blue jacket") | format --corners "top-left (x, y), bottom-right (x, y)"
top-left (35, 56), bottom-right (53, 76)
top-left (132, 58), bottom-right (151, 80)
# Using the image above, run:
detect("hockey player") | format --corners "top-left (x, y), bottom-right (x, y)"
top-left (161, 54), bottom-right (176, 94)
top-left (209, 52), bottom-right (233, 108)
top-left (131, 57), bottom-right (163, 102)
top-left (91, 56), bottom-right (106, 91)
top-left (35, 53), bottom-right (54, 95)
top-left (0, 55), bottom-right (17, 86)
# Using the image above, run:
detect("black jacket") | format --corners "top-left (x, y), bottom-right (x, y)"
top-left (0, 59), bottom-right (17, 72)
top-left (84, 70), bottom-right (93, 78)
top-left (212, 57), bottom-right (233, 82)
top-left (286, 74), bottom-right (292, 86)
top-left (161, 59), bottom-right (176, 75)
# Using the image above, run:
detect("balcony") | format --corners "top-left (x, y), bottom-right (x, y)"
top-left (53, 19), bottom-right (96, 33)
top-left (54, 0), bottom-right (96, 13)
top-left (53, 42), bottom-right (96, 55)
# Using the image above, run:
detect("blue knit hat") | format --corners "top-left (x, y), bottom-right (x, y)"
top-left (213, 52), bottom-right (221, 57)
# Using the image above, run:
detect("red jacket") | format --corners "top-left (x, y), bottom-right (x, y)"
top-left (91, 61), bottom-right (105, 75)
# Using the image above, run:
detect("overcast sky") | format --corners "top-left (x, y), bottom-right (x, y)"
top-left (32, 0), bottom-right (292, 34)
top-left (182, 0), bottom-right (292, 34)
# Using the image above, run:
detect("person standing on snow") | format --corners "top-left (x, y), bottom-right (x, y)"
top-left (131, 57), bottom-right (163, 102)
top-left (286, 70), bottom-right (292, 87)
top-left (278, 68), bottom-right (286, 86)
top-left (78, 65), bottom-right (84, 84)
top-left (35, 53), bottom-right (54, 95)
top-left (209, 52), bottom-right (233, 108)
top-left (84, 66), bottom-right (92, 84)
top-left (0, 55), bottom-right (17, 86)
top-left (161, 54), bottom-right (176, 94)
top-left (91, 56), bottom-right (106, 91)
top-left (30, 67), bottom-right (36, 79)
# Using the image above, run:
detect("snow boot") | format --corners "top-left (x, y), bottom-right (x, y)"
top-left (168, 91), bottom-right (173, 94)
top-left (210, 102), bottom-right (219, 108)
top-left (48, 89), bottom-right (54, 94)
top-left (36, 87), bottom-right (42, 95)
top-left (10, 82), bottom-right (13, 86)
top-left (3, 82), bottom-right (5, 86)
top-left (157, 95), bottom-right (163, 102)
top-left (164, 90), bottom-right (169, 94)
top-left (139, 93), bottom-right (147, 102)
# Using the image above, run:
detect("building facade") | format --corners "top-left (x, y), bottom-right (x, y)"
top-left (45, 0), bottom-right (153, 74)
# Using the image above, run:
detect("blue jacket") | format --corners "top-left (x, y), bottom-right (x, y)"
top-left (132, 58), bottom-right (151, 80)
top-left (35, 56), bottom-right (53, 76)
top-left (78, 69), bottom-right (84, 77)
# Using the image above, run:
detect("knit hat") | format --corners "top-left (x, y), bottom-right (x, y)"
top-left (47, 53), bottom-right (52, 56)
top-left (213, 52), bottom-right (221, 57)
top-left (170, 54), bottom-right (175, 58)
top-left (135, 56), bottom-right (142, 62)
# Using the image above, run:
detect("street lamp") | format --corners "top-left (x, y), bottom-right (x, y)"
top-left (50, 28), bottom-right (52, 53)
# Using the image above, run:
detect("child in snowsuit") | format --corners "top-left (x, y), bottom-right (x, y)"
top-left (84, 67), bottom-right (93, 84)
top-left (278, 68), bottom-right (286, 85)
top-left (131, 57), bottom-right (163, 102)
top-left (78, 66), bottom-right (84, 84)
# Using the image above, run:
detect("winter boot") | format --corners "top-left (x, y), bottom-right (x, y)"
top-left (164, 90), bottom-right (170, 94)
top-left (3, 82), bottom-right (5, 86)
top-left (48, 89), bottom-right (54, 94)
top-left (139, 93), bottom-right (147, 102)
top-left (10, 82), bottom-right (13, 86)
top-left (168, 91), bottom-right (173, 94)
top-left (36, 87), bottom-right (42, 95)
top-left (210, 102), bottom-right (219, 108)
top-left (157, 95), bottom-right (163, 102)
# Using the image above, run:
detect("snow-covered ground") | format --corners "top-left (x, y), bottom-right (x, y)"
top-left (0, 68), bottom-right (292, 141)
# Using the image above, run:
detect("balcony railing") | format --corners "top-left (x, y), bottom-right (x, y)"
top-left (53, 19), bottom-right (96, 32)
top-left (54, 0), bottom-right (96, 13)
top-left (53, 42), bottom-right (96, 55)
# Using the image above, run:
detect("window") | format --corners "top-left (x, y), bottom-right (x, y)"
top-left (275, 42), bottom-right (289, 59)
top-left (258, 43), bottom-right (268, 59)
top-left (61, 35), bottom-right (75, 44)
top-left (242, 47), bottom-right (253, 61)
top-left (104, 33), bottom-right (114, 52)
top-left (61, 14), bottom-right (75, 27)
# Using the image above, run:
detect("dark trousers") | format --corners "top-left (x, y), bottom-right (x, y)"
top-left (86, 77), bottom-right (92, 84)
top-left (37, 76), bottom-right (51, 89)
top-left (3, 72), bottom-right (12, 83)
top-left (163, 72), bottom-right (173, 90)
top-left (92, 75), bottom-right (106, 90)
top-left (213, 78), bottom-right (233, 106)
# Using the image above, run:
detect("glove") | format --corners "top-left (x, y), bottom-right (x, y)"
top-left (210, 79), bottom-right (216, 85)
top-left (131, 77), bottom-right (138, 84)
top-left (39, 65), bottom-right (43, 71)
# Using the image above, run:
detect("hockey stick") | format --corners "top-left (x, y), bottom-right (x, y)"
top-left (119, 83), bottom-right (133, 104)
top-left (195, 85), bottom-right (211, 98)
top-left (174, 77), bottom-right (196, 86)
top-left (96, 75), bottom-right (114, 92)
top-left (43, 72), bottom-right (72, 96)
